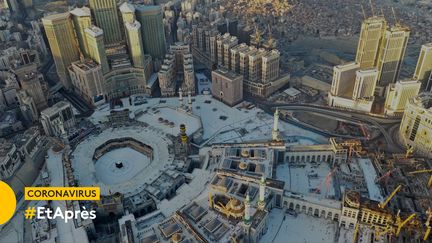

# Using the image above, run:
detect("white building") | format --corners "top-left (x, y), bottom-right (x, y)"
top-left (40, 101), bottom-right (76, 137)
top-left (384, 80), bottom-right (421, 116)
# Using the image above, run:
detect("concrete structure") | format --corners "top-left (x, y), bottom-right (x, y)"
top-left (158, 53), bottom-right (176, 96)
top-left (376, 25), bottom-right (410, 88)
top-left (70, 7), bottom-right (92, 57)
top-left (400, 93), bottom-right (432, 158)
top-left (40, 101), bottom-right (76, 137)
top-left (89, 0), bottom-right (123, 45)
top-left (68, 59), bottom-right (105, 106)
top-left (85, 26), bottom-right (109, 74)
top-left (384, 80), bottom-right (421, 116)
top-left (125, 21), bottom-right (145, 68)
top-left (136, 5), bottom-right (166, 61)
top-left (355, 17), bottom-right (387, 69)
top-left (330, 62), bottom-right (360, 97)
top-left (352, 69), bottom-right (378, 101)
top-left (17, 91), bottom-right (39, 122)
top-left (211, 68), bottom-right (243, 106)
top-left (104, 67), bottom-right (150, 99)
top-left (0, 139), bottom-right (20, 180)
top-left (42, 13), bottom-right (80, 90)
top-left (413, 43), bottom-right (432, 91)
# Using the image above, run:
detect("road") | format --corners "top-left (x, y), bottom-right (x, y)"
top-left (257, 102), bottom-right (403, 152)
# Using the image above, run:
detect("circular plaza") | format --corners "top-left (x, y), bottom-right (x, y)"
top-left (71, 125), bottom-right (174, 196)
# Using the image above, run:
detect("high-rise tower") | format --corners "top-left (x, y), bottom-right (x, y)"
top-left (355, 17), bottom-right (387, 69)
top-left (136, 5), bottom-right (166, 61)
top-left (85, 26), bottom-right (109, 74)
top-left (413, 43), bottom-right (432, 91)
top-left (70, 7), bottom-right (92, 57)
top-left (376, 25), bottom-right (410, 88)
top-left (42, 12), bottom-right (80, 90)
top-left (89, 0), bottom-right (123, 45)
top-left (125, 21), bottom-right (145, 68)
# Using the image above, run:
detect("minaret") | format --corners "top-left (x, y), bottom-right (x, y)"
top-left (179, 88), bottom-right (183, 101)
top-left (244, 194), bottom-right (251, 225)
top-left (272, 108), bottom-right (280, 141)
top-left (258, 176), bottom-right (266, 209)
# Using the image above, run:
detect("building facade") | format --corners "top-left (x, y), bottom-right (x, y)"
top-left (355, 17), bottom-right (387, 69)
top-left (399, 93), bottom-right (432, 158)
top-left (413, 43), bottom-right (432, 91)
top-left (42, 13), bottom-right (80, 90)
top-left (136, 5), bottom-right (166, 61)
top-left (211, 68), bottom-right (243, 106)
top-left (88, 0), bottom-right (123, 45)
top-left (40, 101), bottom-right (76, 137)
top-left (384, 80), bottom-right (421, 116)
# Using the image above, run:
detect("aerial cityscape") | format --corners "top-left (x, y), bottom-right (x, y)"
top-left (0, 0), bottom-right (432, 242)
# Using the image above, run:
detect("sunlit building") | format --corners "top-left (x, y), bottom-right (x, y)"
top-left (355, 17), bottom-right (387, 69)
top-left (85, 26), bottom-right (109, 74)
top-left (413, 43), bottom-right (432, 91)
top-left (70, 7), bottom-right (92, 57)
top-left (42, 13), bottom-right (80, 90)
top-left (376, 25), bottom-right (410, 90)
top-left (384, 80), bottom-right (421, 116)
top-left (400, 92), bottom-right (432, 157)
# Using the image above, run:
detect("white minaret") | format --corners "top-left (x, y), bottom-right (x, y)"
top-left (272, 108), bottom-right (280, 141)
top-left (244, 194), bottom-right (251, 224)
top-left (179, 88), bottom-right (183, 101)
top-left (258, 176), bottom-right (266, 209)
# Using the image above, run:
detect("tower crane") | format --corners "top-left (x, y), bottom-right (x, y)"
top-left (424, 208), bottom-right (432, 241)
top-left (395, 211), bottom-right (417, 237)
top-left (378, 185), bottom-right (402, 209)
top-left (408, 169), bottom-right (432, 188)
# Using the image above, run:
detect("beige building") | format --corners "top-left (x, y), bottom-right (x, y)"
top-left (40, 101), bottom-right (76, 138)
top-left (125, 21), bottom-right (145, 68)
top-left (119, 2), bottom-right (136, 24)
top-left (42, 13), bottom-right (80, 90)
top-left (330, 62), bottom-right (360, 97)
top-left (376, 25), bottom-right (410, 88)
top-left (68, 59), bottom-right (105, 106)
top-left (89, 0), bottom-right (123, 45)
top-left (182, 54), bottom-right (195, 95)
top-left (399, 93), bottom-right (432, 157)
top-left (158, 53), bottom-right (176, 96)
top-left (384, 80), bottom-right (421, 116)
top-left (212, 68), bottom-right (243, 106)
top-left (230, 43), bottom-right (249, 73)
top-left (355, 17), bottom-right (387, 69)
top-left (413, 43), bottom-right (432, 91)
top-left (216, 33), bottom-right (238, 68)
top-left (85, 26), bottom-right (110, 74)
top-left (262, 50), bottom-right (280, 83)
top-left (352, 68), bottom-right (378, 101)
top-left (70, 7), bottom-right (92, 57)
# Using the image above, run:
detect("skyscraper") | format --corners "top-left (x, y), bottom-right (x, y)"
top-left (42, 12), bottom-right (80, 90)
top-left (70, 7), bottom-right (92, 57)
top-left (136, 5), bottom-right (166, 61)
top-left (125, 21), bottom-right (145, 68)
top-left (330, 62), bottom-right (360, 97)
top-left (384, 80), bottom-right (421, 115)
top-left (119, 2), bottom-right (136, 24)
top-left (85, 26), bottom-right (109, 74)
top-left (376, 25), bottom-right (410, 87)
top-left (355, 17), bottom-right (387, 69)
top-left (89, 0), bottom-right (123, 45)
top-left (413, 43), bottom-right (432, 90)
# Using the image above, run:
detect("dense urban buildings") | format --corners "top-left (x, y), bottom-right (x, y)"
top-left (2, 1), bottom-right (432, 243)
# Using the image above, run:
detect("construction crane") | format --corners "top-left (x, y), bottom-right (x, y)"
top-left (378, 185), bottom-right (402, 209)
top-left (375, 168), bottom-right (396, 184)
top-left (409, 169), bottom-right (432, 188)
top-left (395, 211), bottom-right (417, 237)
top-left (424, 208), bottom-right (432, 241)
top-left (405, 146), bottom-right (414, 158)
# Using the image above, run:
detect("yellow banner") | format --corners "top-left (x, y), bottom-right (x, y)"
top-left (25, 187), bottom-right (100, 200)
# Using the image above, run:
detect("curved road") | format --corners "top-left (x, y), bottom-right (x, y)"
top-left (260, 103), bottom-right (403, 152)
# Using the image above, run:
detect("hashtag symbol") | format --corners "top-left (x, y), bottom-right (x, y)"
top-left (25, 207), bottom-right (36, 219)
